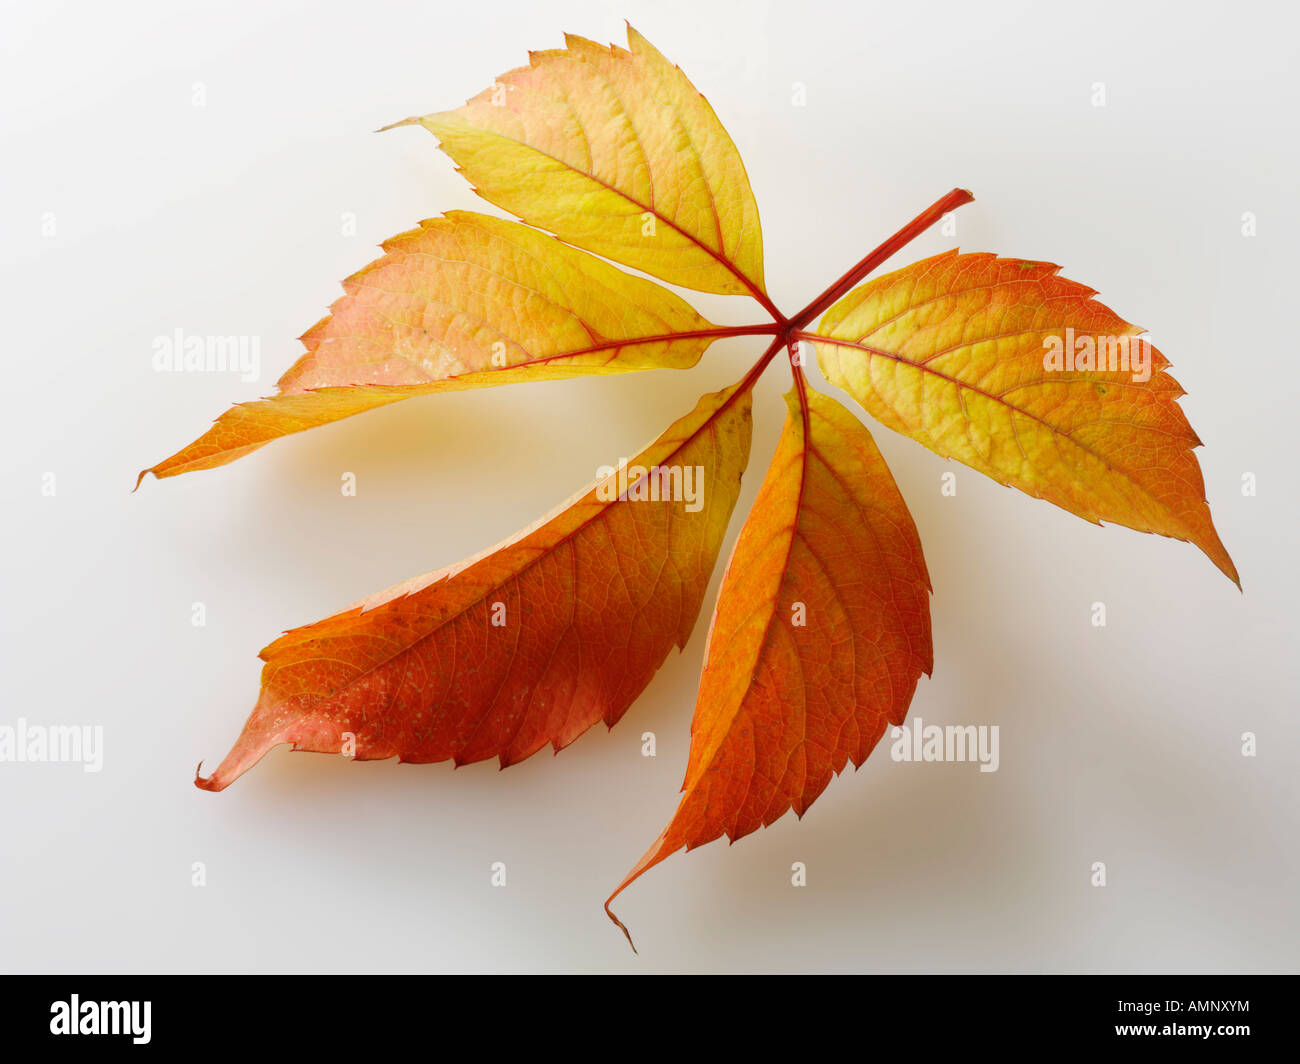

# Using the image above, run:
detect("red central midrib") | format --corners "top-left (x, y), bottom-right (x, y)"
top-left (285, 324), bottom-right (776, 392)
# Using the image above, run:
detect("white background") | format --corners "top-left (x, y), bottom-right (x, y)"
top-left (3, 0), bottom-right (1297, 972)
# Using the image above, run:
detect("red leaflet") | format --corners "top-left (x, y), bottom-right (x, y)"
top-left (606, 383), bottom-right (933, 949)
top-left (195, 380), bottom-right (754, 789)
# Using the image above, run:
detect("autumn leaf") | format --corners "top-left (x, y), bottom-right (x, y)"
top-left (140, 211), bottom-right (759, 482)
top-left (801, 251), bottom-right (1239, 586)
top-left (143, 24), bottom-right (1240, 948)
top-left (393, 26), bottom-right (775, 312)
top-left (194, 377), bottom-right (754, 790)
top-left (604, 381), bottom-right (933, 948)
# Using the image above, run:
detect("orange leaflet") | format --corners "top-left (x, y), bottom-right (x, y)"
top-left (804, 251), bottom-right (1238, 586)
top-left (140, 211), bottom-right (761, 482)
top-left (605, 382), bottom-right (933, 948)
top-left (194, 377), bottom-right (754, 791)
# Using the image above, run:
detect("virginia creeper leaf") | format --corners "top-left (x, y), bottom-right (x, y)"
top-left (397, 26), bottom-right (770, 304)
top-left (606, 383), bottom-right (933, 944)
top-left (805, 251), bottom-right (1239, 586)
top-left (148, 23), bottom-right (1241, 948)
top-left (141, 211), bottom-right (723, 482)
top-left (194, 377), bottom-right (754, 790)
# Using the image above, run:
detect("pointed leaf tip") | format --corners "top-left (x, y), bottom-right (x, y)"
top-left (604, 899), bottom-right (638, 954)
top-left (375, 116), bottom-right (420, 133)
top-left (194, 760), bottom-right (222, 792)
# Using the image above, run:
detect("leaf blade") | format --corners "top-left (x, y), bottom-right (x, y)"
top-left (195, 377), bottom-right (756, 791)
top-left (142, 211), bottom-right (721, 481)
top-left (807, 250), bottom-right (1238, 586)
top-left (408, 26), bottom-right (768, 300)
top-left (606, 384), bottom-right (932, 938)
